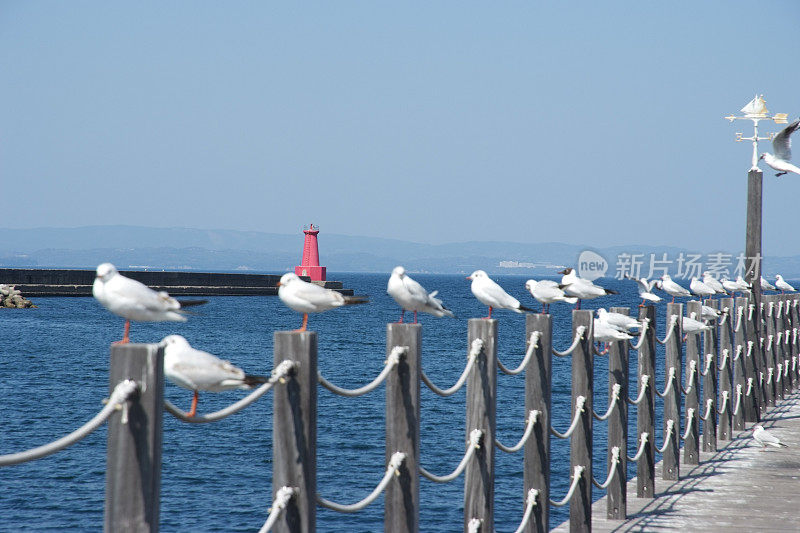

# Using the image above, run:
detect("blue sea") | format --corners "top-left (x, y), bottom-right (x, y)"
top-left (0, 272), bottom-right (716, 531)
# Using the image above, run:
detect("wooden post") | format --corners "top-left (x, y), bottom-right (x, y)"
top-left (791, 297), bottom-right (799, 391)
top-left (525, 314), bottom-right (551, 533)
top-left (733, 296), bottom-right (749, 430)
top-left (663, 303), bottom-right (683, 479)
top-left (684, 301), bottom-right (701, 465)
top-left (718, 297), bottom-right (734, 440)
top-left (636, 305), bottom-right (656, 498)
top-left (743, 295), bottom-right (761, 422)
top-left (273, 331), bottom-right (317, 533)
top-left (702, 299), bottom-right (718, 452)
top-left (755, 299), bottom-right (769, 415)
top-left (764, 295), bottom-right (777, 406)
top-left (386, 324), bottom-right (421, 533)
top-left (778, 296), bottom-right (791, 397)
top-left (105, 343), bottom-right (164, 533)
top-left (464, 319), bottom-right (497, 532)
top-left (606, 307), bottom-right (629, 520)
top-left (745, 169), bottom-right (763, 321)
top-left (570, 310), bottom-right (593, 533)
top-left (783, 296), bottom-right (795, 394)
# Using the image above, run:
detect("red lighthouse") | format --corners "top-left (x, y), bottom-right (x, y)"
top-left (294, 223), bottom-right (326, 281)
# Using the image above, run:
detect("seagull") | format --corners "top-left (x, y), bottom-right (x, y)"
top-left (624, 274), bottom-right (662, 306)
top-left (760, 276), bottom-right (777, 292)
top-left (524, 279), bottom-right (577, 313)
top-left (721, 276), bottom-right (749, 296)
top-left (161, 335), bottom-right (267, 417)
top-left (92, 263), bottom-right (206, 344)
top-left (701, 305), bottom-right (723, 323)
top-left (683, 314), bottom-right (712, 339)
top-left (759, 119), bottom-right (800, 177)
top-left (701, 271), bottom-right (726, 294)
top-left (775, 275), bottom-right (796, 293)
top-left (387, 266), bottom-right (454, 323)
top-left (467, 270), bottom-right (533, 319)
top-left (558, 268), bottom-right (618, 309)
top-left (593, 318), bottom-right (633, 342)
top-left (278, 273), bottom-right (368, 331)
top-left (659, 274), bottom-right (691, 303)
top-left (596, 308), bottom-right (642, 332)
top-left (690, 277), bottom-right (716, 299)
top-left (752, 424), bottom-right (789, 451)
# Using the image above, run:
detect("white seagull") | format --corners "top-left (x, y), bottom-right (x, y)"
top-left (596, 308), bottom-right (642, 332)
top-left (593, 318), bottom-right (633, 342)
top-left (624, 274), bottom-right (662, 306)
top-left (558, 268), bottom-right (618, 309)
top-left (760, 276), bottom-right (777, 292)
top-left (701, 305), bottom-right (723, 323)
top-left (524, 279), bottom-right (577, 314)
top-left (278, 273), bottom-right (368, 331)
top-left (775, 275), bottom-right (796, 293)
top-left (701, 271), bottom-right (726, 294)
top-left (759, 119), bottom-right (800, 177)
top-left (721, 276), bottom-right (748, 295)
top-left (92, 262), bottom-right (206, 344)
top-left (161, 335), bottom-right (267, 417)
top-left (387, 266), bottom-right (454, 323)
top-left (752, 424), bottom-right (789, 451)
top-left (683, 314), bottom-right (712, 337)
top-left (690, 277), bottom-right (716, 299)
top-left (467, 270), bottom-right (533, 318)
top-left (659, 274), bottom-right (691, 303)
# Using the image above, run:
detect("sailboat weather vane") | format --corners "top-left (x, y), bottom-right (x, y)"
top-left (725, 94), bottom-right (788, 171)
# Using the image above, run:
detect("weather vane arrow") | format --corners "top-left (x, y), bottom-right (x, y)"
top-left (725, 94), bottom-right (788, 171)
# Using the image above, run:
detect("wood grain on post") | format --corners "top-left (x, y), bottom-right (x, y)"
top-left (636, 305), bottom-right (656, 498)
top-left (607, 307), bottom-right (629, 520)
top-left (105, 343), bottom-right (164, 533)
top-left (764, 295), bottom-right (777, 407)
top-left (718, 297), bottom-right (734, 440)
top-left (273, 331), bottom-right (317, 533)
top-left (733, 296), bottom-right (750, 429)
top-left (386, 323), bottom-right (421, 533)
top-left (743, 295), bottom-right (761, 422)
top-left (663, 303), bottom-right (683, 479)
top-left (684, 301), bottom-right (701, 465)
top-left (525, 314), bottom-right (551, 533)
top-left (570, 310), bottom-right (593, 533)
top-left (702, 299), bottom-right (718, 452)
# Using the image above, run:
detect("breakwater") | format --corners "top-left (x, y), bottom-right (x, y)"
top-left (0, 268), bottom-right (351, 296)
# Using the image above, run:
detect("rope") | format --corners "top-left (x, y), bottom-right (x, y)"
top-left (786, 330), bottom-right (791, 345)
top-left (699, 354), bottom-right (714, 377)
top-left (592, 447), bottom-right (620, 490)
top-left (468, 518), bottom-right (482, 533)
top-left (593, 384), bottom-right (621, 421)
top-left (734, 305), bottom-right (744, 333)
top-left (258, 486), bottom-right (297, 533)
top-left (745, 378), bottom-right (754, 398)
top-left (679, 409), bottom-right (695, 441)
top-left (552, 326), bottom-right (586, 357)
top-left (551, 396), bottom-right (586, 439)
top-left (776, 364), bottom-right (782, 383)
top-left (680, 362), bottom-right (697, 396)
top-left (627, 375), bottom-right (649, 405)
top-left (627, 433), bottom-right (649, 462)
top-left (717, 391), bottom-right (729, 415)
top-left (718, 308), bottom-right (729, 326)
top-left (759, 371), bottom-right (764, 386)
top-left (777, 301), bottom-right (784, 319)
top-left (165, 360), bottom-right (295, 423)
top-left (498, 332), bottom-right (540, 375)
top-left (319, 346), bottom-right (404, 397)
top-left (656, 420), bottom-right (674, 454)
top-left (420, 429), bottom-right (482, 483)
top-left (318, 452), bottom-right (406, 512)
top-left (0, 380), bottom-right (138, 466)
top-left (732, 344), bottom-right (743, 363)
top-left (748, 304), bottom-right (754, 322)
top-left (767, 334), bottom-right (774, 352)
top-left (700, 399), bottom-right (714, 421)
top-left (421, 339), bottom-right (483, 397)
top-left (718, 349), bottom-right (729, 371)
top-left (656, 367), bottom-right (677, 399)
top-left (767, 368), bottom-right (774, 385)
top-left (656, 315), bottom-right (679, 345)
top-left (549, 466), bottom-right (584, 507)
top-left (746, 341), bottom-right (754, 359)
top-left (511, 489), bottom-right (539, 533)
top-left (769, 301), bottom-right (774, 317)
top-left (629, 319), bottom-right (649, 350)
top-left (496, 411), bottom-right (538, 453)
top-left (732, 385), bottom-right (743, 416)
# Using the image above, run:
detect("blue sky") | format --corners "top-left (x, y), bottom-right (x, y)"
top-left (2, 2), bottom-right (799, 255)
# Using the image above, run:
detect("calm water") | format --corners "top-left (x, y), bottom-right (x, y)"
top-left (1, 272), bottom-right (710, 531)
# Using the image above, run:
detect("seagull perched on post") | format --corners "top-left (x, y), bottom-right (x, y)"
top-left (775, 275), bottom-right (796, 293)
top-left (92, 262), bottom-right (206, 344)
top-left (690, 277), bottom-right (716, 299)
top-left (659, 274), bottom-right (691, 303)
top-left (596, 308), bottom-right (642, 332)
top-left (467, 270), bottom-right (533, 319)
top-left (701, 272), bottom-right (726, 294)
top-left (278, 272), bottom-right (368, 331)
top-left (161, 335), bottom-right (267, 417)
top-left (759, 119), bottom-right (800, 177)
top-left (752, 424), bottom-right (789, 451)
top-left (387, 266), bottom-right (453, 323)
top-left (524, 279), bottom-right (576, 314)
top-left (760, 276), bottom-right (777, 292)
top-left (557, 268), bottom-right (618, 309)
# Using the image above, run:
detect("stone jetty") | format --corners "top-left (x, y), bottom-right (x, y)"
top-left (0, 284), bottom-right (36, 308)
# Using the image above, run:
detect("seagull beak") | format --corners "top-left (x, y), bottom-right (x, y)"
top-left (558, 269), bottom-right (568, 275)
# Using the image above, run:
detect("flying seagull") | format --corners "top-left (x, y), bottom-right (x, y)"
top-left (752, 424), bottom-right (789, 451)
top-left (760, 119), bottom-right (800, 177)
top-left (161, 335), bottom-right (267, 417)
top-left (92, 262), bottom-right (206, 344)
top-left (467, 270), bottom-right (533, 319)
top-left (278, 273), bottom-right (368, 331)
top-left (387, 266), bottom-right (454, 323)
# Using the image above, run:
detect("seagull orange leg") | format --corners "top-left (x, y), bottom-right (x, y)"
top-left (113, 320), bottom-right (131, 345)
top-left (413, 310), bottom-right (418, 323)
top-left (483, 306), bottom-right (493, 320)
top-left (294, 313), bottom-right (309, 332)
top-left (398, 310), bottom-right (405, 324)
top-left (187, 391), bottom-right (198, 418)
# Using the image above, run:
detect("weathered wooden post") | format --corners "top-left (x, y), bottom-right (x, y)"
top-left (570, 310), bottom-right (593, 533)
top-left (607, 307), bottom-right (629, 520)
top-left (464, 319), bottom-right (497, 532)
top-left (525, 314), bottom-right (551, 533)
top-left (702, 299), bottom-right (718, 452)
top-left (105, 343), bottom-right (164, 533)
top-left (663, 303), bottom-right (683, 479)
top-left (636, 305), bottom-right (656, 498)
top-left (778, 296), bottom-right (791, 397)
top-left (386, 323), bottom-right (421, 533)
top-left (684, 301), bottom-right (701, 465)
top-left (718, 297), bottom-right (734, 440)
top-left (764, 296), bottom-right (777, 406)
top-left (745, 168), bottom-right (763, 328)
top-left (273, 331), bottom-right (317, 533)
top-left (791, 297), bottom-right (799, 391)
top-left (743, 295), bottom-right (762, 422)
top-left (784, 296), bottom-right (795, 393)
top-left (733, 296), bottom-right (750, 430)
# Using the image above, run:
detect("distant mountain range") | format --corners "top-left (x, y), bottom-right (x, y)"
top-left (2, 225), bottom-right (800, 278)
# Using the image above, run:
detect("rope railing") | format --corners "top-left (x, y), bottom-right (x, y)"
top-left (768, 301), bottom-right (774, 317)
top-left (629, 319), bottom-right (650, 350)
top-left (627, 433), bottom-right (649, 462)
top-left (785, 330), bottom-right (791, 345)
top-left (165, 360), bottom-right (295, 423)
top-left (549, 466), bottom-right (585, 507)
top-left (746, 340), bottom-right (754, 359)
top-left (551, 396), bottom-right (586, 439)
top-left (498, 332), bottom-right (540, 375)
top-left (718, 307), bottom-right (729, 326)
top-left (679, 409), bottom-right (696, 441)
top-left (627, 375), bottom-right (650, 405)
top-left (718, 349), bottom-right (729, 371)
top-left (732, 385), bottom-right (743, 416)
top-left (511, 489), bottom-right (539, 533)
top-left (746, 377), bottom-right (754, 398)
top-left (319, 346), bottom-right (405, 397)
top-left (767, 334), bottom-right (774, 352)
top-left (699, 353), bottom-right (714, 377)
top-left (258, 486), bottom-right (297, 533)
top-left (700, 399), bottom-right (714, 421)
top-left (552, 326), bottom-right (587, 357)
top-left (767, 368), bottom-right (774, 385)
top-left (748, 304), bottom-right (754, 321)
top-left (656, 315), bottom-right (679, 345)
top-left (318, 452), bottom-right (406, 512)
top-left (655, 367), bottom-right (677, 399)
top-left (421, 339), bottom-right (483, 397)
top-left (656, 420), bottom-right (674, 454)
top-left (592, 447), bottom-right (620, 490)
top-left (776, 364), bottom-right (782, 383)
top-left (593, 384), bottom-right (621, 421)
top-left (717, 391), bottom-right (729, 415)
top-left (496, 410), bottom-right (538, 453)
top-left (734, 305), bottom-right (744, 332)
top-left (680, 361), bottom-right (697, 395)
top-left (420, 429), bottom-right (483, 483)
top-left (0, 379), bottom-right (138, 466)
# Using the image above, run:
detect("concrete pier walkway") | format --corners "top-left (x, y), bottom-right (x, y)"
top-left (554, 391), bottom-right (800, 532)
